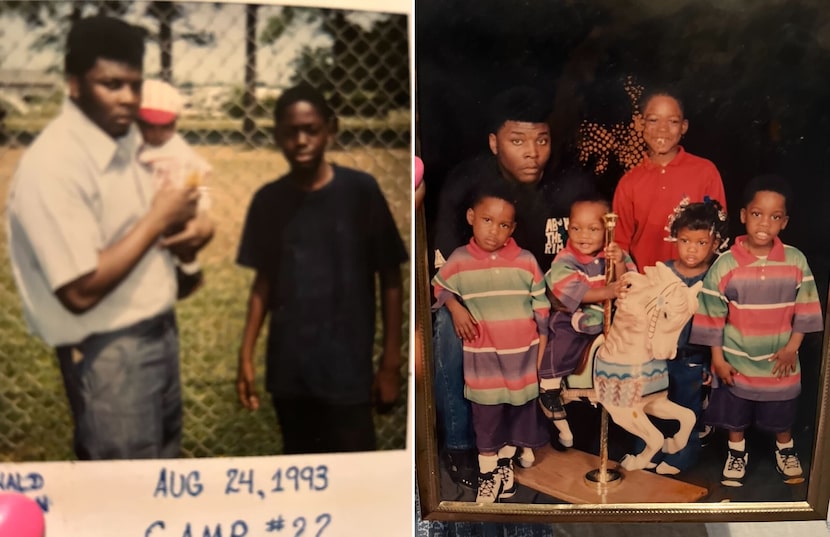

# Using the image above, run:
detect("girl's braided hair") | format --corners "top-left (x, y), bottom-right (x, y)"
top-left (665, 196), bottom-right (730, 252)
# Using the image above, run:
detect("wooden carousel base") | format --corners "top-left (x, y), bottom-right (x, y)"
top-left (515, 445), bottom-right (708, 504)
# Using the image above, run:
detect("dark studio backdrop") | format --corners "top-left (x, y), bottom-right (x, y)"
top-left (416, 0), bottom-right (830, 503)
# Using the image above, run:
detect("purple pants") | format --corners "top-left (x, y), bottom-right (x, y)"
top-left (471, 400), bottom-right (549, 452)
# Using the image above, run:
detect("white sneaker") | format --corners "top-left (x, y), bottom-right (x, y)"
top-left (721, 449), bottom-right (747, 487)
top-left (496, 458), bottom-right (516, 499)
top-left (476, 470), bottom-right (503, 503)
top-left (775, 447), bottom-right (804, 483)
top-left (655, 461), bottom-right (680, 475)
top-left (516, 447), bottom-right (535, 468)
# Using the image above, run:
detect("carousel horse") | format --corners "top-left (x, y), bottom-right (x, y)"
top-left (561, 262), bottom-right (703, 471)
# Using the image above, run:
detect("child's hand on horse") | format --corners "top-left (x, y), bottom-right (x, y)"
top-left (610, 278), bottom-right (630, 299)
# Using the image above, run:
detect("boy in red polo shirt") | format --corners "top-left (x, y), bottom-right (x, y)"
top-left (612, 88), bottom-right (727, 272)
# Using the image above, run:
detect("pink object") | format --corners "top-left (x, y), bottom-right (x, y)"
top-left (414, 156), bottom-right (424, 189)
top-left (0, 493), bottom-right (45, 537)
top-left (140, 79), bottom-right (183, 125)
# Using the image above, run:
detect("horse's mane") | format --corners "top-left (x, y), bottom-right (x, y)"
top-left (600, 263), bottom-right (702, 364)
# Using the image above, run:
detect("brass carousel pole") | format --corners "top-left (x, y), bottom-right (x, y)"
top-left (585, 212), bottom-right (622, 490)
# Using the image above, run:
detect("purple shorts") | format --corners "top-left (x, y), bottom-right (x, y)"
top-left (470, 400), bottom-right (549, 452)
top-left (539, 312), bottom-right (595, 379)
top-left (704, 386), bottom-right (797, 433)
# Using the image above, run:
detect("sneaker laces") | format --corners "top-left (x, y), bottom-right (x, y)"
top-left (497, 460), bottom-right (513, 484)
top-left (478, 473), bottom-right (498, 497)
top-left (727, 452), bottom-right (745, 473)
top-left (779, 449), bottom-right (800, 472)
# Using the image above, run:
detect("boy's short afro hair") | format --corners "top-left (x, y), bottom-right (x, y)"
top-left (273, 82), bottom-right (336, 125)
top-left (487, 86), bottom-right (551, 134)
top-left (65, 16), bottom-right (146, 77)
top-left (742, 174), bottom-right (793, 213)
top-left (570, 192), bottom-right (612, 213)
top-left (638, 85), bottom-right (685, 117)
top-left (469, 176), bottom-right (519, 211)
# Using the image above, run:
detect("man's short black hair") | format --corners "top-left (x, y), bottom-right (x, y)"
top-left (487, 86), bottom-right (551, 134)
top-left (742, 174), bottom-right (793, 213)
top-left (65, 16), bottom-right (146, 77)
top-left (274, 82), bottom-right (336, 125)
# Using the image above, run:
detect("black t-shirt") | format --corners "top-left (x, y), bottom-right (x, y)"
top-left (432, 153), bottom-right (596, 272)
top-left (237, 165), bottom-right (408, 404)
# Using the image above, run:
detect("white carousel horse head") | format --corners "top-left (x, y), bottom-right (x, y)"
top-left (603, 262), bottom-right (703, 362)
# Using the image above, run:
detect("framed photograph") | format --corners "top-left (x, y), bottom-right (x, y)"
top-left (0, 0), bottom-right (412, 534)
top-left (415, 0), bottom-right (830, 523)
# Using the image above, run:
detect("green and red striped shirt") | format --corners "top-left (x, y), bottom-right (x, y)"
top-left (432, 238), bottom-right (550, 405)
top-left (690, 236), bottom-right (823, 401)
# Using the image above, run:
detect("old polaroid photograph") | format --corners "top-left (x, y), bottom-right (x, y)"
top-left (415, 0), bottom-right (830, 523)
top-left (0, 0), bottom-right (410, 463)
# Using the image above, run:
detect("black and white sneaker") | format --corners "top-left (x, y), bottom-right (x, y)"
top-left (445, 449), bottom-right (477, 489)
top-left (775, 447), bottom-right (804, 484)
top-left (514, 447), bottom-right (535, 468)
top-left (496, 457), bottom-right (516, 499)
top-left (538, 387), bottom-right (566, 421)
top-left (475, 470), bottom-right (503, 503)
top-left (721, 448), bottom-right (747, 487)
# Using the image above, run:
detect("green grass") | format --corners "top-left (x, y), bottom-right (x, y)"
top-left (0, 144), bottom-right (411, 461)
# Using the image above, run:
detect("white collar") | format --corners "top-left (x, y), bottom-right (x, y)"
top-left (63, 99), bottom-right (141, 171)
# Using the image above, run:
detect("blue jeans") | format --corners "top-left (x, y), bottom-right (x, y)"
top-left (432, 306), bottom-right (474, 451)
top-left (635, 353), bottom-right (707, 472)
top-left (56, 311), bottom-right (182, 460)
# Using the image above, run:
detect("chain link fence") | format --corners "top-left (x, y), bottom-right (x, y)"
top-left (0, 1), bottom-right (410, 461)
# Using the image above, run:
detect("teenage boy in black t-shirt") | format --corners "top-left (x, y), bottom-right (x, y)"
top-left (236, 84), bottom-right (407, 454)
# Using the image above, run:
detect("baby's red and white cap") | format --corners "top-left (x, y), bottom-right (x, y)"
top-left (139, 79), bottom-right (182, 125)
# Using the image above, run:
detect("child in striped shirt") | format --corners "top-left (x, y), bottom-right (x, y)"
top-left (432, 184), bottom-right (550, 503)
top-left (691, 175), bottom-right (823, 487)
top-left (539, 194), bottom-right (635, 448)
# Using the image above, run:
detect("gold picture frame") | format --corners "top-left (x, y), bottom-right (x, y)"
top-left (414, 0), bottom-right (830, 523)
